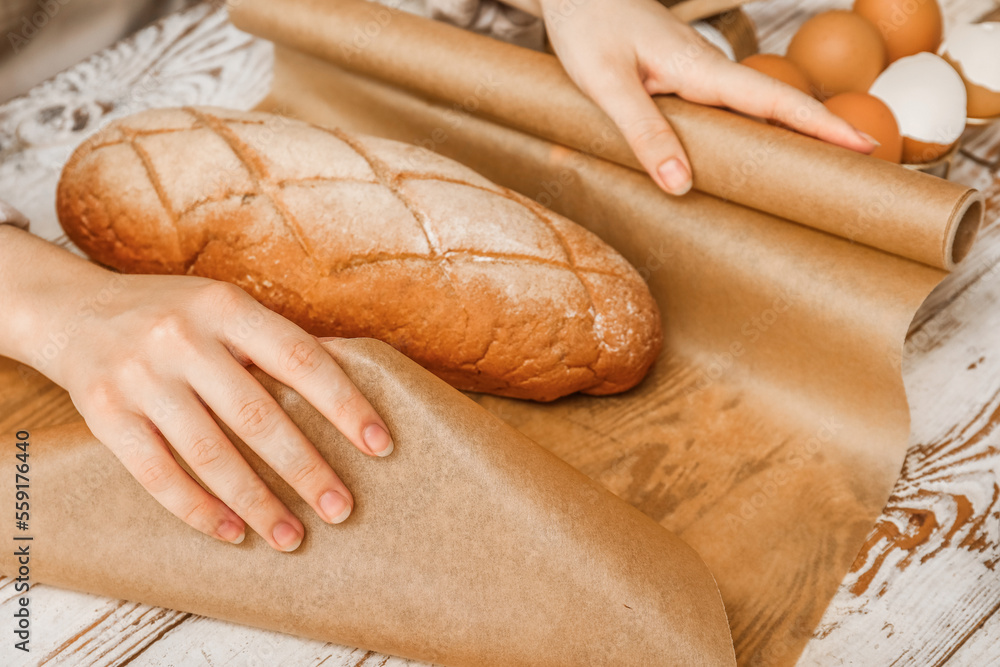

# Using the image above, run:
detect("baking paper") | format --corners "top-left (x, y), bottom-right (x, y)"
top-left (250, 34), bottom-right (969, 666)
top-left (1, 340), bottom-right (735, 666)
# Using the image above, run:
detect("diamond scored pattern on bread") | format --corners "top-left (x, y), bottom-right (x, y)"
top-left (57, 107), bottom-right (662, 401)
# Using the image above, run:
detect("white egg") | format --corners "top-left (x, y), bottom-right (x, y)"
top-left (693, 22), bottom-right (735, 61)
top-left (868, 52), bottom-right (967, 161)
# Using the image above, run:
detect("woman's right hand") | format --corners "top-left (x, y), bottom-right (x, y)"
top-left (65, 274), bottom-right (394, 551)
top-left (0, 228), bottom-right (393, 552)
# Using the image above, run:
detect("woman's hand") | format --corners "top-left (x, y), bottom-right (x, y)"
top-left (506, 0), bottom-right (878, 195)
top-left (0, 228), bottom-right (392, 552)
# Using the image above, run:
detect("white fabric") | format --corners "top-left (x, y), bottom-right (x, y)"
top-left (423, 0), bottom-right (545, 49)
top-left (0, 200), bottom-right (30, 231)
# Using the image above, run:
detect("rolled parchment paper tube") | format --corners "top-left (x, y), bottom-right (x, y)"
top-left (0, 339), bottom-right (736, 667)
top-left (229, 0), bottom-right (984, 270)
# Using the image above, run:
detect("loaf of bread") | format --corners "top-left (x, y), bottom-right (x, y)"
top-left (57, 107), bottom-right (661, 401)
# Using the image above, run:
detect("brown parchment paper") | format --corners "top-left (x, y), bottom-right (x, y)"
top-left (1, 339), bottom-right (736, 667)
top-left (229, 0), bottom-right (984, 270)
top-left (253, 44), bottom-right (960, 666)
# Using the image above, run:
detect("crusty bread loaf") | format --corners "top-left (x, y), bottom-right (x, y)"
top-left (56, 107), bottom-right (661, 401)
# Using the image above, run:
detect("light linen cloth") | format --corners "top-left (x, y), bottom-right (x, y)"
top-left (424, 0), bottom-right (545, 49)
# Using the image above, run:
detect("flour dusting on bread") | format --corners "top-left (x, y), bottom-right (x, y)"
top-left (57, 107), bottom-right (662, 401)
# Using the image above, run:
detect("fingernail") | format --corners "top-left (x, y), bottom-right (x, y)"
top-left (657, 158), bottom-right (692, 196)
top-left (857, 130), bottom-right (881, 147)
top-left (363, 424), bottom-right (394, 457)
top-left (218, 520), bottom-right (245, 544)
top-left (320, 490), bottom-right (352, 524)
top-left (273, 522), bottom-right (303, 552)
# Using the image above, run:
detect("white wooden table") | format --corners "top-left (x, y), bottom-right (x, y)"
top-left (0, 1), bottom-right (998, 664)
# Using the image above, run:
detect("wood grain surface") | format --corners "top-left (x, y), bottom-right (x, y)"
top-left (748, 1), bottom-right (1000, 665)
top-left (0, 1), bottom-right (997, 665)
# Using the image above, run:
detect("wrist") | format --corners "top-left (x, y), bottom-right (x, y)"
top-left (30, 269), bottom-right (128, 387)
top-left (0, 228), bottom-right (117, 381)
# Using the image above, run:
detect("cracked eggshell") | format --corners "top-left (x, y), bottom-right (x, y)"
top-left (941, 22), bottom-right (1000, 120)
top-left (868, 52), bottom-right (967, 163)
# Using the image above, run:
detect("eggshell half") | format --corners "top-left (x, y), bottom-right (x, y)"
top-left (869, 52), bottom-right (967, 163)
top-left (942, 23), bottom-right (1000, 119)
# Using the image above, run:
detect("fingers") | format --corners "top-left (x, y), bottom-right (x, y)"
top-left (96, 411), bottom-right (247, 545)
top-left (586, 71), bottom-right (693, 196)
top-left (148, 387), bottom-right (307, 552)
top-left (702, 60), bottom-right (877, 154)
top-left (189, 349), bottom-right (354, 526)
top-left (219, 296), bottom-right (393, 458)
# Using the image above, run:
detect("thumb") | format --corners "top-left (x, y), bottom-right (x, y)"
top-left (591, 73), bottom-right (693, 196)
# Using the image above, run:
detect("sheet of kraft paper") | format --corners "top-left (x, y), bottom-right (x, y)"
top-left (0, 339), bottom-right (737, 666)
top-left (0, 339), bottom-right (735, 667)
top-left (250, 36), bottom-right (980, 667)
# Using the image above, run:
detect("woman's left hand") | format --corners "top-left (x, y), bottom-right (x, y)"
top-left (506, 0), bottom-right (877, 195)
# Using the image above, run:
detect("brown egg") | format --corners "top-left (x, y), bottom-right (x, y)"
top-left (740, 54), bottom-right (814, 96)
top-left (823, 92), bottom-right (903, 162)
top-left (853, 0), bottom-right (943, 63)
top-left (787, 11), bottom-right (888, 99)
top-left (901, 137), bottom-right (956, 164)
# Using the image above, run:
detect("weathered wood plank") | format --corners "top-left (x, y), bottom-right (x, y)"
top-left (745, 1), bottom-right (1000, 662)
top-left (943, 605), bottom-right (1000, 666)
top-left (796, 168), bottom-right (1000, 664)
top-left (0, 579), bottom-right (190, 667)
